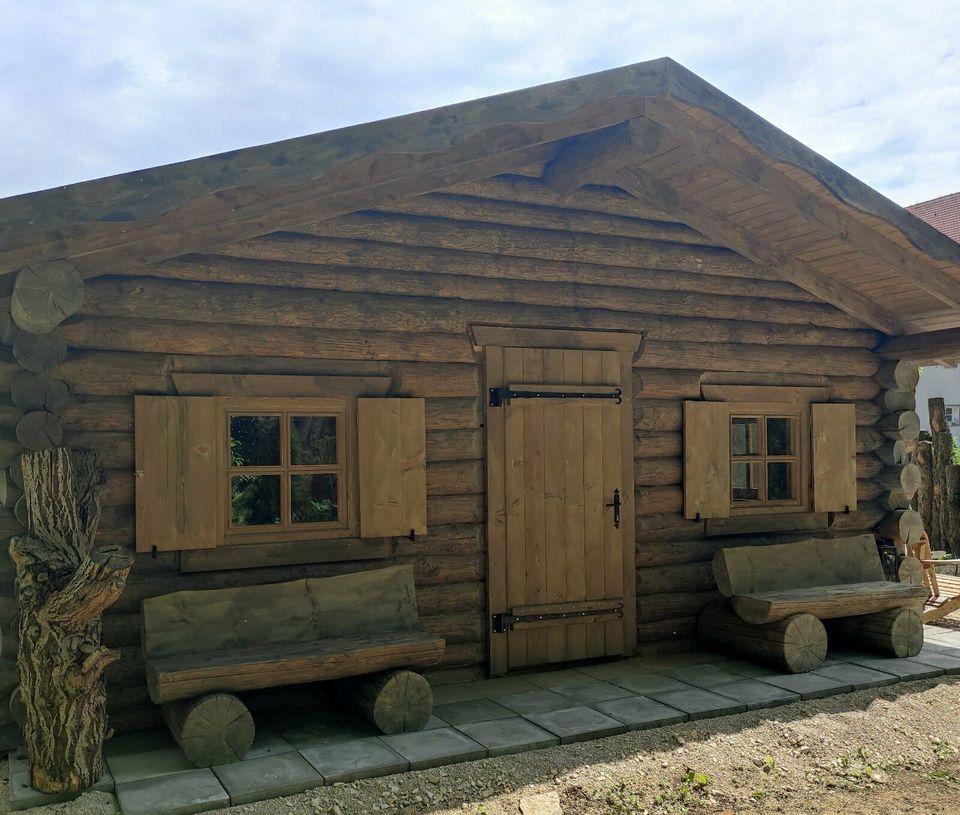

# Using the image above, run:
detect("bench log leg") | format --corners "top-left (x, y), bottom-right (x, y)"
top-left (162, 692), bottom-right (255, 767)
top-left (345, 669), bottom-right (433, 734)
top-left (698, 600), bottom-right (827, 673)
top-left (829, 606), bottom-right (923, 658)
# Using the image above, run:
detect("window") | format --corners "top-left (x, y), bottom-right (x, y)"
top-left (947, 405), bottom-right (960, 426)
top-left (730, 413), bottom-right (801, 508)
top-left (223, 398), bottom-right (352, 541)
top-left (229, 410), bottom-right (345, 532)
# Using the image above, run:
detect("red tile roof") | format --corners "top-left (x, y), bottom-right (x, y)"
top-left (908, 191), bottom-right (960, 243)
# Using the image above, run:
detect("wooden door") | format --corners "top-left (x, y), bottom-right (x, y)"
top-left (486, 346), bottom-right (630, 673)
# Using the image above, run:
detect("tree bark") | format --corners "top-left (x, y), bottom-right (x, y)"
top-left (930, 399), bottom-right (956, 555)
top-left (916, 434), bottom-right (934, 548)
top-left (9, 448), bottom-right (133, 794)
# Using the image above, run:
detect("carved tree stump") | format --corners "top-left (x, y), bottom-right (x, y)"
top-left (10, 448), bottom-right (133, 794)
top-left (343, 669), bottom-right (433, 734)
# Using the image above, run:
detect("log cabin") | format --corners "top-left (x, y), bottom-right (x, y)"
top-left (0, 56), bottom-right (959, 735)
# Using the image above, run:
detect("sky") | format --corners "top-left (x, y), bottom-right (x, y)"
top-left (1, 1), bottom-right (959, 206)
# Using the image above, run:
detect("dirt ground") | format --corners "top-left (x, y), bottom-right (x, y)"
top-left (11, 669), bottom-right (960, 815)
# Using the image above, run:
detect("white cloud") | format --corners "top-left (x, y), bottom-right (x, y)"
top-left (1, 0), bottom-right (958, 205)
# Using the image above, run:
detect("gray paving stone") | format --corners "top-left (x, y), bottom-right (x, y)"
top-left (423, 715), bottom-right (448, 730)
top-left (523, 705), bottom-right (627, 744)
top-left (552, 681), bottom-right (634, 704)
top-left (300, 737), bottom-right (408, 783)
top-left (853, 657), bottom-right (944, 682)
top-left (116, 768), bottom-right (229, 815)
top-left (213, 752), bottom-right (322, 805)
top-left (716, 660), bottom-right (783, 678)
top-left (431, 677), bottom-right (537, 704)
top-left (279, 713), bottom-right (376, 749)
top-left (577, 660), bottom-right (654, 681)
top-left (525, 669), bottom-right (597, 688)
top-left (710, 680), bottom-right (800, 710)
top-left (106, 745), bottom-right (194, 784)
top-left (434, 697), bottom-right (515, 725)
top-left (105, 729), bottom-right (176, 757)
top-left (814, 662), bottom-right (899, 689)
top-left (660, 664), bottom-right (751, 689)
top-left (910, 649), bottom-right (960, 674)
top-left (495, 688), bottom-right (573, 715)
top-left (591, 695), bottom-right (688, 730)
top-left (382, 727), bottom-right (487, 770)
top-left (456, 718), bottom-right (559, 757)
top-left (9, 768), bottom-right (113, 811)
top-left (244, 727), bottom-right (296, 759)
top-left (606, 673), bottom-right (695, 696)
top-left (756, 672), bottom-right (853, 700)
top-left (847, 657), bottom-right (945, 680)
top-left (646, 687), bottom-right (746, 720)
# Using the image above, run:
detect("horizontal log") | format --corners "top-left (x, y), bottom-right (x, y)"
top-left (857, 480), bottom-right (884, 503)
top-left (426, 494), bottom-right (483, 526)
top-left (633, 370), bottom-right (702, 400)
top-left (876, 509), bottom-right (924, 544)
top-left (876, 389), bottom-right (917, 414)
top-left (636, 485), bottom-right (683, 516)
top-left (831, 376), bottom-right (881, 401)
top-left (635, 457), bottom-right (682, 487)
top-left (638, 591), bottom-right (721, 623)
top-left (857, 427), bottom-right (886, 454)
top-left (875, 439), bottom-right (914, 466)
top-left (829, 504), bottom-right (886, 531)
top-left (392, 523), bottom-right (483, 558)
top-left (636, 616), bottom-right (698, 644)
top-left (881, 489), bottom-right (912, 511)
top-left (856, 454), bottom-right (883, 480)
top-left (635, 513), bottom-right (707, 543)
top-left (424, 398), bottom-right (481, 431)
top-left (636, 561), bottom-right (716, 595)
top-left (634, 431), bottom-right (681, 459)
top-left (854, 401), bottom-right (881, 425)
top-left (634, 400), bottom-right (682, 432)
top-left (874, 360), bottom-right (921, 389)
top-left (876, 464), bottom-right (922, 498)
top-left (637, 341), bottom-right (878, 377)
top-left (877, 410), bottom-right (921, 441)
top-left (426, 460), bottom-right (483, 496)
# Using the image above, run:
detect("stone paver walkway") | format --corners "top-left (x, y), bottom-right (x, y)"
top-left (9, 626), bottom-right (960, 813)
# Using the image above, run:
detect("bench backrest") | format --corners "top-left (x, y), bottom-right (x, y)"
top-left (141, 564), bottom-right (420, 660)
top-left (713, 534), bottom-right (883, 597)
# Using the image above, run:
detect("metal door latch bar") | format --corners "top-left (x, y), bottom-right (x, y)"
top-left (489, 386), bottom-right (622, 407)
top-left (491, 603), bottom-right (624, 633)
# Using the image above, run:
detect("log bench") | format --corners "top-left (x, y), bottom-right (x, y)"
top-left (141, 565), bottom-right (445, 766)
top-left (699, 534), bottom-right (928, 672)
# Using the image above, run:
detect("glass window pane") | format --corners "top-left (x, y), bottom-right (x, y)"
top-left (766, 417), bottom-right (795, 456)
top-left (290, 416), bottom-right (338, 465)
top-left (230, 474), bottom-right (281, 526)
top-left (291, 474), bottom-right (339, 523)
top-left (230, 416), bottom-right (281, 466)
top-left (731, 417), bottom-right (760, 456)
top-left (767, 462), bottom-right (796, 501)
top-left (732, 461), bottom-right (761, 501)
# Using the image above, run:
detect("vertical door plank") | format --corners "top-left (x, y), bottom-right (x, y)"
top-left (581, 350), bottom-right (606, 658)
top-left (562, 350), bottom-right (587, 661)
top-left (521, 348), bottom-right (548, 666)
top-left (601, 350), bottom-right (624, 655)
top-left (484, 347), bottom-right (508, 674)
top-left (619, 349), bottom-right (638, 655)
top-left (541, 349), bottom-right (567, 663)
top-left (503, 347), bottom-right (527, 669)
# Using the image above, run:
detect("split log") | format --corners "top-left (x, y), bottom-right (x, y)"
top-left (342, 669), bottom-right (433, 734)
top-left (881, 490), bottom-right (912, 511)
top-left (875, 389), bottom-right (917, 414)
top-left (697, 600), bottom-right (826, 673)
top-left (830, 607), bottom-right (923, 658)
top-left (13, 331), bottom-right (68, 373)
top-left (161, 692), bottom-right (255, 767)
top-left (10, 373), bottom-right (70, 414)
top-left (874, 360), bottom-right (920, 391)
top-left (876, 464), bottom-right (922, 498)
top-left (876, 439), bottom-right (914, 467)
top-left (16, 411), bottom-right (64, 451)
top-left (10, 448), bottom-right (134, 793)
top-left (876, 509), bottom-right (924, 545)
top-left (11, 262), bottom-right (85, 335)
top-left (877, 410), bottom-right (921, 441)
top-left (897, 556), bottom-right (925, 586)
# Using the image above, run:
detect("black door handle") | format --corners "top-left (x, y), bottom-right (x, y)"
top-left (606, 488), bottom-right (621, 529)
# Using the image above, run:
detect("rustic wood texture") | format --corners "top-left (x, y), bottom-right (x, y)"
top-left (11, 262), bottom-right (85, 335)
top-left (928, 398), bottom-right (958, 555)
top-left (357, 398), bottom-right (427, 538)
top-left (829, 607), bottom-right (923, 658)
top-left (161, 692), bottom-right (255, 767)
top-left (682, 401), bottom-right (729, 520)
top-left (811, 403), bottom-right (857, 512)
top-left (697, 600), bottom-right (827, 673)
top-left (10, 449), bottom-right (133, 793)
top-left (342, 669), bottom-right (433, 734)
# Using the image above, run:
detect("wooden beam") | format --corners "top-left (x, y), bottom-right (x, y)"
top-left (542, 118), bottom-right (662, 195)
top-left (876, 328), bottom-right (960, 363)
top-left (643, 98), bottom-right (960, 312)
top-left (605, 157), bottom-right (901, 334)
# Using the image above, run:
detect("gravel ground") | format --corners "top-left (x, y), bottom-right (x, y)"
top-left (8, 676), bottom-right (960, 815)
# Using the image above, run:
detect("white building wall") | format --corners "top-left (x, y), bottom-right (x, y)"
top-left (916, 366), bottom-right (960, 441)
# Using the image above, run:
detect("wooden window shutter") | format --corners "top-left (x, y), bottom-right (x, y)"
top-left (811, 402), bottom-right (857, 513)
top-left (358, 398), bottom-right (427, 538)
top-left (134, 396), bottom-right (220, 553)
top-left (683, 401), bottom-right (731, 519)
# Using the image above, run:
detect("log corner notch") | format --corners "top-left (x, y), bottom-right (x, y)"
top-left (10, 448), bottom-right (133, 794)
top-left (11, 261), bottom-right (85, 335)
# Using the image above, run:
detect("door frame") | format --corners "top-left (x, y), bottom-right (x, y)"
top-left (471, 325), bottom-right (642, 674)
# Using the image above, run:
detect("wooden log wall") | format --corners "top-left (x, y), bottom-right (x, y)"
top-left (0, 176), bottom-right (895, 730)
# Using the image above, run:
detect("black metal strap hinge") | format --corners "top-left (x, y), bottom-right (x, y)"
top-left (489, 386), bottom-right (622, 407)
top-left (491, 603), bottom-right (624, 633)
